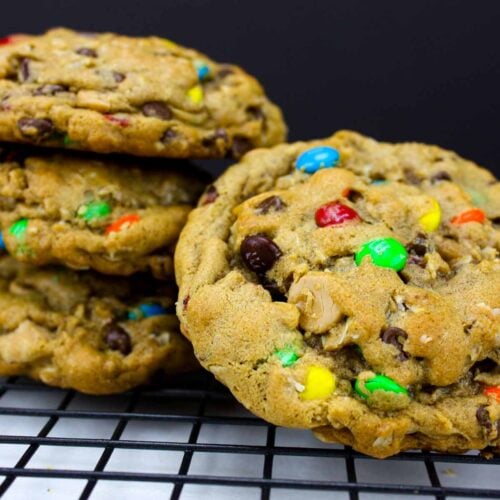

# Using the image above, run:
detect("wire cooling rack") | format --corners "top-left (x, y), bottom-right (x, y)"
top-left (0, 373), bottom-right (498, 500)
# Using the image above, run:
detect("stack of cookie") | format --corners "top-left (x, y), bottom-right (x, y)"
top-left (0, 28), bottom-right (286, 393)
top-left (0, 28), bottom-right (499, 460)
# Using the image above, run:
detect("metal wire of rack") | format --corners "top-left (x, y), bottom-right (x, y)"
top-left (0, 372), bottom-right (499, 500)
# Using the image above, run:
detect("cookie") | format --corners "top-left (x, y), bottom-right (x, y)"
top-left (0, 145), bottom-right (207, 277)
top-left (0, 28), bottom-right (286, 158)
top-left (0, 255), bottom-right (197, 394)
top-left (175, 130), bottom-right (500, 458)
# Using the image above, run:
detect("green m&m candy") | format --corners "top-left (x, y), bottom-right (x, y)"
top-left (355, 237), bottom-right (407, 271)
top-left (354, 374), bottom-right (408, 399)
top-left (275, 346), bottom-right (299, 367)
top-left (77, 201), bottom-right (111, 221)
top-left (9, 218), bottom-right (28, 239)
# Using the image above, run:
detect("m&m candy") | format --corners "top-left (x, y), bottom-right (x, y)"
top-left (355, 237), bottom-right (408, 271)
top-left (188, 85), bottom-right (204, 105)
top-left (275, 346), bottom-right (299, 367)
top-left (77, 201), bottom-right (111, 221)
top-left (104, 114), bottom-right (130, 127)
top-left (418, 199), bottom-right (441, 232)
top-left (128, 303), bottom-right (168, 320)
top-left (451, 208), bottom-right (486, 225)
top-left (194, 60), bottom-right (210, 81)
top-left (0, 34), bottom-right (27, 46)
top-left (315, 202), bottom-right (360, 227)
top-left (9, 218), bottom-right (28, 239)
top-left (295, 146), bottom-right (340, 174)
top-left (0, 231), bottom-right (5, 251)
top-left (354, 374), bottom-right (408, 399)
top-left (465, 188), bottom-right (488, 207)
top-left (105, 214), bottom-right (140, 235)
top-left (483, 386), bottom-right (500, 402)
top-left (300, 365), bottom-right (336, 400)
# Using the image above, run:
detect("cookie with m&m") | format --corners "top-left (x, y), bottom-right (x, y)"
top-left (0, 256), bottom-right (198, 394)
top-left (0, 28), bottom-right (286, 158)
top-left (0, 145), bottom-right (208, 277)
top-left (175, 130), bottom-right (499, 458)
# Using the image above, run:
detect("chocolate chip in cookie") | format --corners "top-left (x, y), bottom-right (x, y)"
top-left (104, 322), bottom-right (132, 355)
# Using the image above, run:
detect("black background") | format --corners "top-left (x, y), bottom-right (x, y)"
top-left (3, 0), bottom-right (500, 175)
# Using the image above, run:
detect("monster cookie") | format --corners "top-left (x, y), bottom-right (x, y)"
top-left (0, 146), bottom-right (207, 277)
top-left (0, 256), bottom-right (197, 394)
top-left (175, 130), bottom-right (500, 458)
top-left (0, 28), bottom-right (286, 158)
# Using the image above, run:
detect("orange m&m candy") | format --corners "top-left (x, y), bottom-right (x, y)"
top-left (105, 214), bottom-right (140, 235)
top-left (451, 208), bottom-right (486, 225)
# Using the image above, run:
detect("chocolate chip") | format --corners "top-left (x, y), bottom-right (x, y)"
top-left (476, 405), bottom-right (492, 431)
top-left (431, 171), bottom-right (452, 183)
top-left (201, 185), bottom-right (218, 205)
top-left (346, 189), bottom-right (363, 203)
top-left (218, 66), bottom-right (234, 78)
top-left (17, 117), bottom-right (54, 140)
top-left (182, 295), bottom-right (190, 310)
top-left (76, 47), bottom-right (97, 57)
top-left (141, 101), bottom-right (172, 120)
top-left (231, 137), bottom-right (253, 158)
top-left (18, 58), bottom-right (31, 82)
top-left (112, 71), bottom-right (126, 83)
top-left (406, 235), bottom-right (427, 267)
top-left (407, 240), bottom-right (427, 257)
top-left (471, 358), bottom-right (497, 374)
top-left (34, 84), bottom-right (67, 96)
top-left (240, 234), bottom-right (282, 273)
top-left (202, 128), bottom-right (228, 148)
top-left (259, 276), bottom-right (286, 301)
top-left (161, 129), bottom-right (177, 143)
top-left (103, 322), bottom-right (132, 355)
top-left (403, 168), bottom-right (422, 185)
top-left (246, 106), bottom-right (265, 120)
top-left (255, 195), bottom-right (285, 214)
top-left (381, 326), bottom-right (409, 361)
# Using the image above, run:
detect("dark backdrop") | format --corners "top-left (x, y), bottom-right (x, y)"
top-left (3, 0), bottom-right (500, 175)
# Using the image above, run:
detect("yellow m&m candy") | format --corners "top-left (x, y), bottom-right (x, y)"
top-left (419, 199), bottom-right (441, 232)
top-left (187, 85), bottom-right (204, 105)
top-left (300, 365), bottom-right (336, 400)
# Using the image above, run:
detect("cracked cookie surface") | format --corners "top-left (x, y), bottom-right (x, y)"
top-left (0, 256), bottom-right (197, 394)
top-left (0, 145), bottom-right (207, 277)
top-left (0, 28), bottom-right (286, 158)
top-left (175, 130), bottom-right (500, 458)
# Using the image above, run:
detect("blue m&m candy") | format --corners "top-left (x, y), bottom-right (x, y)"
top-left (140, 303), bottom-right (168, 317)
top-left (194, 60), bottom-right (210, 81)
top-left (0, 231), bottom-right (5, 251)
top-left (295, 146), bottom-right (340, 174)
top-left (128, 303), bottom-right (168, 320)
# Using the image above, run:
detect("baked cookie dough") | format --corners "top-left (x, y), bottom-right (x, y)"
top-left (175, 130), bottom-right (500, 458)
top-left (0, 28), bottom-right (286, 158)
top-left (0, 145), bottom-right (207, 277)
top-left (0, 256), bottom-right (197, 394)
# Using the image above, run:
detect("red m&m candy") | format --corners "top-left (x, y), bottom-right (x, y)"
top-left (315, 202), bottom-right (360, 227)
top-left (105, 214), bottom-right (140, 234)
top-left (0, 34), bottom-right (27, 46)
top-left (451, 208), bottom-right (486, 225)
top-left (104, 114), bottom-right (130, 127)
top-left (484, 386), bottom-right (500, 402)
